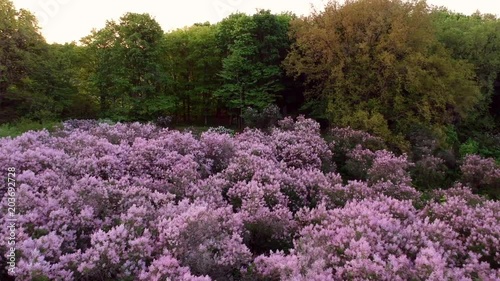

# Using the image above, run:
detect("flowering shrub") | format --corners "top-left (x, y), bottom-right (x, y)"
top-left (241, 104), bottom-right (282, 130)
top-left (460, 154), bottom-right (500, 199)
top-left (0, 118), bottom-right (498, 280)
top-left (329, 127), bottom-right (385, 180)
top-left (367, 150), bottom-right (413, 185)
top-left (207, 126), bottom-right (235, 136)
top-left (411, 155), bottom-right (448, 190)
top-left (155, 116), bottom-right (173, 128)
top-left (344, 145), bottom-right (376, 180)
top-left (329, 127), bottom-right (385, 161)
top-left (250, 195), bottom-right (499, 280)
top-left (272, 116), bottom-right (333, 170)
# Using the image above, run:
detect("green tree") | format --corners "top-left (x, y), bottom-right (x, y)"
top-left (120, 13), bottom-right (166, 119)
top-left (50, 43), bottom-right (98, 119)
top-left (82, 20), bottom-right (128, 119)
top-left (82, 13), bottom-right (165, 120)
top-left (163, 23), bottom-right (222, 124)
top-left (432, 10), bottom-right (500, 125)
top-left (186, 23), bottom-right (222, 124)
top-left (215, 11), bottom-right (292, 127)
top-left (0, 0), bottom-right (47, 122)
top-left (432, 10), bottom-right (500, 159)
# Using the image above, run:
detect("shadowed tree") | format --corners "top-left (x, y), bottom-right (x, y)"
top-left (432, 10), bottom-right (500, 159)
top-left (163, 23), bottom-right (222, 124)
top-left (0, 0), bottom-right (47, 122)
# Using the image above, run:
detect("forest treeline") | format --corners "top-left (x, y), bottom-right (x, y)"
top-left (1, 0), bottom-right (500, 158)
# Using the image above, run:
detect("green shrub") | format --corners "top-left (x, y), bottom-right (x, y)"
top-left (0, 119), bottom-right (61, 138)
top-left (459, 139), bottom-right (480, 158)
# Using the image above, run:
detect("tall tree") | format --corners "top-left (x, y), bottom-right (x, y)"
top-left (82, 13), bottom-right (165, 120)
top-left (432, 10), bottom-right (500, 127)
top-left (285, 0), bottom-right (481, 149)
top-left (163, 23), bottom-right (222, 123)
top-left (0, 0), bottom-right (47, 122)
top-left (185, 23), bottom-right (222, 124)
top-left (48, 43), bottom-right (98, 119)
top-left (215, 11), bottom-right (292, 127)
top-left (431, 10), bottom-right (500, 158)
top-left (120, 13), bottom-right (165, 116)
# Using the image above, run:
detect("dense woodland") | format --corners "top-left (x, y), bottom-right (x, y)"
top-left (1, 0), bottom-right (500, 158)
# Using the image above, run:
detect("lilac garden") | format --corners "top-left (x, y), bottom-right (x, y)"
top-left (1, 117), bottom-right (499, 280)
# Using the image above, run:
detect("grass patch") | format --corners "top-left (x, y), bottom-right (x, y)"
top-left (0, 119), bottom-right (62, 138)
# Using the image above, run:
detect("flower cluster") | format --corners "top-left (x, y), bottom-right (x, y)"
top-left (0, 118), bottom-right (498, 280)
top-left (411, 155), bottom-right (448, 190)
top-left (460, 154), bottom-right (500, 196)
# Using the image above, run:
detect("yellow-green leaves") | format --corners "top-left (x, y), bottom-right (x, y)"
top-left (285, 0), bottom-right (481, 148)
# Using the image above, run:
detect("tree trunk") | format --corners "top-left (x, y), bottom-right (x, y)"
top-left (203, 93), bottom-right (208, 126)
top-left (100, 91), bottom-right (107, 115)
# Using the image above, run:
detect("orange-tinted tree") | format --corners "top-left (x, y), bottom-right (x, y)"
top-left (285, 0), bottom-right (481, 149)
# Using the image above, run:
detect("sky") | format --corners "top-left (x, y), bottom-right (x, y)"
top-left (10, 0), bottom-right (500, 44)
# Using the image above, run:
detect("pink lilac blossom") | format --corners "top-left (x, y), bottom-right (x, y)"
top-left (0, 118), bottom-right (498, 280)
top-left (460, 154), bottom-right (500, 192)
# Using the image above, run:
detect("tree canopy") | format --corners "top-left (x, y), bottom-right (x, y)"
top-left (215, 10), bottom-right (293, 127)
top-left (0, 0), bottom-right (47, 122)
top-left (81, 13), bottom-right (165, 120)
top-left (284, 0), bottom-right (481, 148)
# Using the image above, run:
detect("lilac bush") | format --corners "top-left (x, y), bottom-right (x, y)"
top-left (411, 155), bottom-right (449, 190)
top-left (0, 118), bottom-right (498, 280)
top-left (251, 195), bottom-right (499, 280)
top-left (460, 154), bottom-right (500, 198)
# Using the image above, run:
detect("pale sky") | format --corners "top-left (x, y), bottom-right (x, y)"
top-left (10, 0), bottom-right (500, 44)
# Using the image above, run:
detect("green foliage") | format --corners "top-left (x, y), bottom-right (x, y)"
top-left (215, 11), bottom-right (292, 126)
top-left (459, 139), bottom-right (480, 158)
top-left (0, 0), bottom-right (48, 122)
top-left (135, 95), bottom-right (178, 121)
top-left (459, 134), bottom-right (500, 161)
top-left (82, 13), bottom-right (165, 121)
top-left (443, 125), bottom-right (460, 149)
top-left (338, 110), bottom-right (392, 142)
top-left (285, 0), bottom-right (481, 152)
top-left (0, 119), bottom-right (61, 138)
top-left (432, 9), bottom-right (500, 160)
top-left (432, 10), bottom-right (500, 120)
top-left (334, 109), bottom-right (410, 153)
top-left (31, 274), bottom-right (51, 281)
top-left (164, 23), bottom-right (222, 123)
